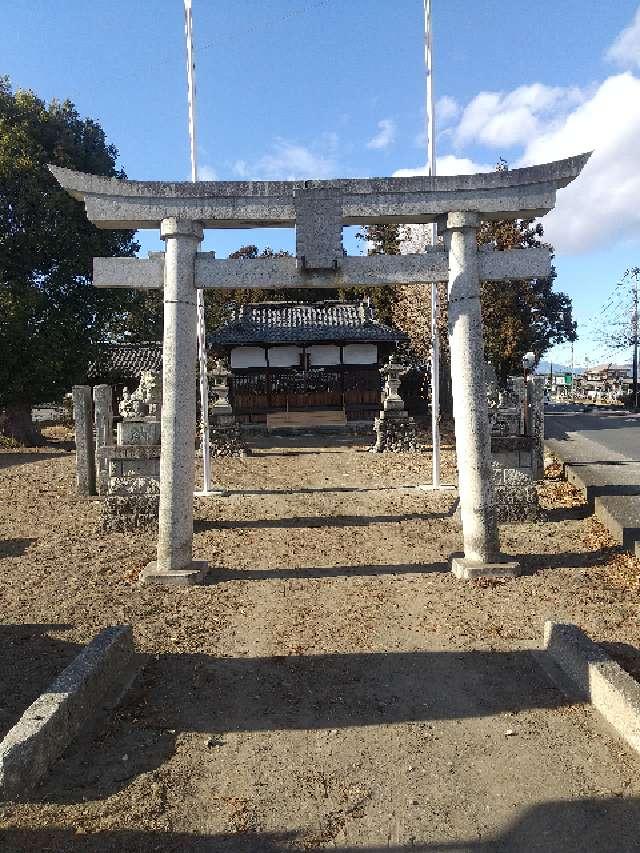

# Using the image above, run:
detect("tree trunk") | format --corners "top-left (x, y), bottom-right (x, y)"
top-left (0, 402), bottom-right (42, 446)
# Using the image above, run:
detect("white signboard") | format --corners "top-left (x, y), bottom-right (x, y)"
top-left (342, 343), bottom-right (378, 364)
top-left (308, 345), bottom-right (340, 366)
top-left (268, 346), bottom-right (301, 368)
top-left (230, 346), bottom-right (267, 368)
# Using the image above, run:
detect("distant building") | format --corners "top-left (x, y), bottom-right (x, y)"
top-left (208, 301), bottom-right (408, 424)
top-left (585, 363), bottom-right (631, 382)
top-left (89, 342), bottom-right (163, 405)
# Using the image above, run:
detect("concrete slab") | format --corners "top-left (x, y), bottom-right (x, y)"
top-left (594, 495), bottom-right (640, 549)
top-left (564, 462), bottom-right (640, 505)
top-left (0, 626), bottom-right (139, 799)
top-left (543, 621), bottom-right (640, 755)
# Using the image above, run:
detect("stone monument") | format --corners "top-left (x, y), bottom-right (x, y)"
top-left (373, 355), bottom-right (419, 453)
top-left (207, 358), bottom-right (247, 457)
top-left (486, 366), bottom-right (545, 523)
top-left (99, 371), bottom-right (163, 531)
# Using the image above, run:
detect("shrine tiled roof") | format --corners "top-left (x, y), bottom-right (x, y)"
top-left (89, 342), bottom-right (163, 382)
top-left (208, 301), bottom-right (407, 346)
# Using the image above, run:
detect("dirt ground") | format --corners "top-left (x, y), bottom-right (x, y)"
top-left (1, 429), bottom-right (640, 851)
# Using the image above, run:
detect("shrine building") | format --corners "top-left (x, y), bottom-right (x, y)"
top-left (207, 300), bottom-right (408, 425)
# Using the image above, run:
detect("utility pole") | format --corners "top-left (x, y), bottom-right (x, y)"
top-left (633, 272), bottom-right (638, 408)
top-left (570, 341), bottom-right (574, 400)
top-left (184, 0), bottom-right (213, 494)
top-left (423, 0), bottom-right (440, 487)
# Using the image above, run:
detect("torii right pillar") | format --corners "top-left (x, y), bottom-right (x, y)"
top-left (446, 211), bottom-right (519, 579)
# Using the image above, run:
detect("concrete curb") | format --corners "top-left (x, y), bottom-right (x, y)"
top-left (0, 625), bottom-right (138, 800)
top-left (594, 494), bottom-right (640, 550)
top-left (543, 621), bottom-right (640, 754)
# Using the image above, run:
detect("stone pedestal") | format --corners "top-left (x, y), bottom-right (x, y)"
top-left (451, 557), bottom-right (521, 579)
top-left (446, 212), bottom-right (518, 577)
top-left (208, 410), bottom-right (249, 458)
top-left (139, 561), bottom-right (209, 586)
top-left (72, 385), bottom-right (96, 497)
top-left (145, 218), bottom-right (208, 586)
top-left (102, 476), bottom-right (160, 533)
top-left (106, 445), bottom-right (161, 479)
top-left (373, 409), bottom-right (419, 453)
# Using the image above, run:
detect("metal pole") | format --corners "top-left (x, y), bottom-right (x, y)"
top-left (633, 274), bottom-right (638, 408)
top-left (184, 0), bottom-right (213, 494)
top-left (424, 0), bottom-right (441, 487)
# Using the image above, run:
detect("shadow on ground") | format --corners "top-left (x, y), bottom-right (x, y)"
top-left (0, 450), bottom-right (67, 471)
top-left (518, 545), bottom-right (622, 575)
top-left (34, 647), bottom-right (570, 804)
top-left (2, 797), bottom-right (640, 852)
top-left (205, 561), bottom-right (450, 582)
top-left (195, 507), bottom-right (457, 532)
top-left (223, 484), bottom-right (442, 496)
top-left (0, 537), bottom-right (36, 558)
top-left (0, 624), bottom-right (78, 739)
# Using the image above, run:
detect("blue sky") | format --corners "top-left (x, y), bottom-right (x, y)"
top-left (4, 0), bottom-right (640, 367)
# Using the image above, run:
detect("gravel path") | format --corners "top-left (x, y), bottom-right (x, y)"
top-left (1, 432), bottom-right (640, 851)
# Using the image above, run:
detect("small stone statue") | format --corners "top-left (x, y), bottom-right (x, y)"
top-left (138, 371), bottom-right (162, 416)
top-left (119, 387), bottom-right (135, 419)
top-left (119, 371), bottom-right (162, 420)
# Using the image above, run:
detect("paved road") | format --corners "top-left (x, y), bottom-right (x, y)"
top-left (545, 407), bottom-right (640, 462)
top-left (545, 406), bottom-right (640, 551)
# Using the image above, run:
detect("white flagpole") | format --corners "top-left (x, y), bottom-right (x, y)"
top-left (184, 0), bottom-right (213, 495)
top-left (424, 0), bottom-right (441, 488)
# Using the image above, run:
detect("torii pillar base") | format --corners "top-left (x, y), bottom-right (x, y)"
top-left (451, 556), bottom-right (521, 580)
top-left (140, 560), bottom-right (209, 587)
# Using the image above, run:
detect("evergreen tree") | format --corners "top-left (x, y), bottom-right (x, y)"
top-left (0, 79), bottom-right (139, 442)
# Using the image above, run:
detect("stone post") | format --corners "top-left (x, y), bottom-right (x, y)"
top-left (446, 212), bottom-right (519, 579)
top-left (72, 385), bottom-right (96, 497)
top-left (93, 384), bottom-right (113, 496)
top-left (142, 219), bottom-right (208, 586)
top-left (527, 375), bottom-right (545, 480)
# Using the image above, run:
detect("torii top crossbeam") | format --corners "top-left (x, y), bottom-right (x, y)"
top-left (50, 154), bottom-right (589, 229)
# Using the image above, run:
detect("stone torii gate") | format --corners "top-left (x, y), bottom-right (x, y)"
top-left (51, 153), bottom-right (589, 584)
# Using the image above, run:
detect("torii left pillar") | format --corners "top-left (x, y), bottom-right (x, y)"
top-left (446, 211), bottom-right (519, 579)
top-left (141, 218), bottom-right (208, 585)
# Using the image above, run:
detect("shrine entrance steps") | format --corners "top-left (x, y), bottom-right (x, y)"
top-left (266, 409), bottom-right (348, 432)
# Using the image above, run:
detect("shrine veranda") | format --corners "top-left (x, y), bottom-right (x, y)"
top-left (51, 153), bottom-right (590, 585)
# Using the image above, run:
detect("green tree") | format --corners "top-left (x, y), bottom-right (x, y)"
top-left (0, 78), bottom-right (139, 443)
top-left (358, 217), bottom-right (576, 383)
top-left (342, 224), bottom-right (399, 325)
top-left (477, 218), bottom-right (576, 380)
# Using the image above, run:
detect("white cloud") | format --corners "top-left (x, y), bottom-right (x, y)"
top-left (233, 138), bottom-right (337, 181)
top-left (606, 5), bottom-right (640, 69)
top-left (516, 73), bottom-right (640, 253)
top-left (393, 154), bottom-right (492, 178)
top-left (436, 95), bottom-right (461, 124)
top-left (232, 159), bottom-right (248, 178)
top-left (454, 83), bottom-right (583, 148)
top-left (257, 139), bottom-right (336, 180)
top-left (367, 118), bottom-right (396, 150)
top-left (198, 164), bottom-right (217, 180)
